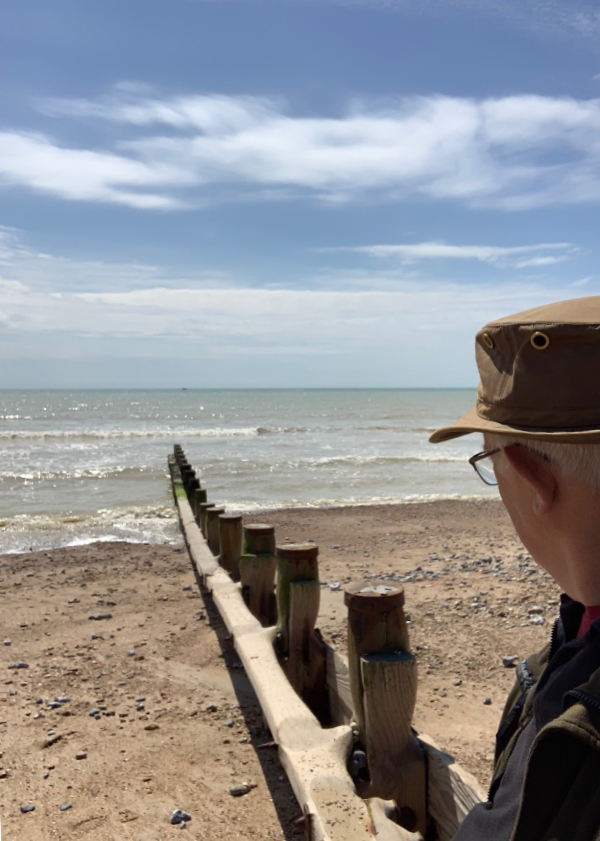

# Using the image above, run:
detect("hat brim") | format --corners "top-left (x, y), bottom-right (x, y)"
top-left (429, 406), bottom-right (600, 444)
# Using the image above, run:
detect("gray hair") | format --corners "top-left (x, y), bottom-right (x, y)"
top-left (485, 433), bottom-right (600, 494)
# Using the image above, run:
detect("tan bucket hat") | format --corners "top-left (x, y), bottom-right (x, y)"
top-left (430, 296), bottom-right (600, 444)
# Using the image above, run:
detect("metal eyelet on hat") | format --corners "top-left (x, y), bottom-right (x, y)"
top-left (530, 331), bottom-right (550, 350)
top-left (482, 333), bottom-right (494, 349)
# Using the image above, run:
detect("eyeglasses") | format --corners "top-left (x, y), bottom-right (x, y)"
top-left (469, 448), bottom-right (501, 486)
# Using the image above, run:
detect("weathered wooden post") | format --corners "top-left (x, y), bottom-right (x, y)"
top-left (344, 582), bottom-right (426, 836)
top-left (239, 524), bottom-right (277, 626)
top-left (198, 502), bottom-right (216, 538)
top-left (187, 476), bottom-right (200, 508)
top-left (206, 506), bottom-right (226, 556)
top-left (219, 513), bottom-right (243, 579)
top-left (180, 464), bottom-right (194, 491)
top-left (276, 543), bottom-right (327, 719)
top-left (194, 488), bottom-right (207, 524)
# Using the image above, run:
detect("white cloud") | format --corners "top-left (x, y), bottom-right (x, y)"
top-left (0, 275), bottom-right (590, 351)
top-left (0, 228), bottom-right (596, 384)
top-left (332, 241), bottom-right (575, 266)
top-left (0, 225), bottom-right (230, 292)
top-left (1, 90), bottom-right (600, 210)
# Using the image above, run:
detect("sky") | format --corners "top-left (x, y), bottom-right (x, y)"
top-left (1, 0), bottom-right (600, 388)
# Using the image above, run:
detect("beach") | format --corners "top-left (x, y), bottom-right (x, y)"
top-left (0, 499), bottom-right (559, 839)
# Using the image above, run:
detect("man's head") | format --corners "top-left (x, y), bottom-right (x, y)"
top-left (430, 296), bottom-right (600, 604)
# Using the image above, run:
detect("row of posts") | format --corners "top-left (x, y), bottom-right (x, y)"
top-left (171, 444), bottom-right (427, 835)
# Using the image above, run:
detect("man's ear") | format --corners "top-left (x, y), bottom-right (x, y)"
top-left (503, 445), bottom-right (557, 514)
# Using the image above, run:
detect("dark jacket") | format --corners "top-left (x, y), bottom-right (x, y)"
top-left (491, 603), bottom-right (600, 841)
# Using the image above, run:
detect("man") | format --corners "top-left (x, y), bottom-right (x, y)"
top-left (426, 296), bottom-right (600, 840)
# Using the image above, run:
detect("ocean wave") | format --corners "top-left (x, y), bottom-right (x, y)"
top-left (0, 504), bottom-right (182, 555)
top-left (299, 454), bottom-right (466, 467)
top-left (223, 493), bottom-right (496, 512)
top-left (0, 466), bottom-right (155, 481)
top-left (0, 425), bottom-right (307, 441)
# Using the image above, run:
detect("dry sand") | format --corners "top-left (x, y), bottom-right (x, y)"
top-left (0, 499), bottom-right (559, 839)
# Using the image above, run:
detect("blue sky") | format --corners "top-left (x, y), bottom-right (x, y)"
top-left (1, 0), bottom-right (600, 388)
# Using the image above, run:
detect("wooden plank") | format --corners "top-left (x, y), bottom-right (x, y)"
top-left (325, 647), bottom-right (354, 726)
top-left (239, 553), bottom-right (277, 627)
top-left (360, 653), bottom-right (426, 835)
top-left (418, 733), bottom-right (485, 841)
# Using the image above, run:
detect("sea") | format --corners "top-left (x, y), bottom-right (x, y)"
top-left (0, 389), bottom-right (497, 554)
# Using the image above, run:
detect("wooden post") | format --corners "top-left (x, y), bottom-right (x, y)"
top-left (187, 476), bottom-right (200, 507)
top-left (276, 543), bottom-right (319, 654)
top-left (219, 513), bottom-right (243, 579)
top-left (239, 524), bottom-right (277, 626)
top-left (194, 488), bottom-right (207, 524)
top-left (276, 544), bottom-right (327, 720)
top-left (199, 502), bottom-right (216, 538)
top-left (244, 523), bottom-right (276, 556)
top-left (180, 464), bottom-right (194, 491)
top-left (206, 506), bottom-right (226, 555)
top-left (344, 582), bottom-right (426, 836)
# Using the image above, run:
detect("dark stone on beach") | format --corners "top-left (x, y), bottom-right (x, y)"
top-left (89, 613), bottom-right (112, 621)
top-left (89, 708), bottom-right (100, 717)
top-left (348, 750), bottom-right (368, 777)
top-left (224, 719), bottom-right (234, 728)
top-left (135, 696), bottom-right (146, 702)
top-left (56, 696), bottom-right (70, 703)
top-left (3, 639), bottom-right (11, 646)
top-left (47, 701), bottom-right (62, 709)
top-left (60, 803), bottom-right (73, 811)
top-left (21, 804), bottom-right (35, 813)
top-left (170, 809), bottom-right (191, 825)
top-left (483, 698), bottom-right (492, 705)
top-left (229, 783), bottom-right (256, 797)
top-left (75, 751), bottom-right (87, 760)
top-left (8, 661), bottom-right (29, 669)
top-left (206, 703), bottom-right (218, 712)
top-left (502, 655), bottom-right (518, 668)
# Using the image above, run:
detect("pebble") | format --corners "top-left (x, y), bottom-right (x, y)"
top-left (170, 809), bottom-right (191, 825)
top-left (453, 679), bottom-right (462, 686)
top-left (206, 703), bottom-right (218, 712)
top-left (135, 696), bottom-right (146, 703)
top-left (229, 783), bottom-right (257, 797)
top-left (127, 650), bottom-right (135, 657)
top-left (224, 719), bottom-right (234, 728)
top-left (88, 613), bottom-right (112, 621)
top-left (56, 696), bottom-right (70, 703)
top-left (328, 582), bottom-right (341, 591)
top-left (8, 661), bottom-right (29, 670)
top-left (483, 698), bottom-right (492, 705)
top-left (47, 701), bottom-right (62, 709)
top-left (60, 803), bottom-right (73, 811)
top-left (502, 656), bottom-right (519, 668)
top-left (3, 639), bottom-right (11, 646)
top-left (529, 616), bottom-right (545, 625)
top-left (348, 750), bottom-right (368, 777)
top-left (144, 723), bottom-right (160, 731)
top-left (21, 805), bottom-right (35, 813)
top-left (75, 752), bottom-right (87, 760)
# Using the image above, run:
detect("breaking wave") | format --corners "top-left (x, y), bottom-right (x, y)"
top-left (0, 425), bottom-right (308, 441)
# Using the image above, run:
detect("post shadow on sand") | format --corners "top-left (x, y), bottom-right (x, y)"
top-left (188, 559), bottom-right (301, 840)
